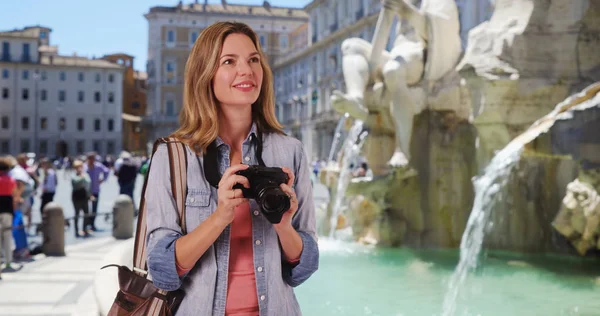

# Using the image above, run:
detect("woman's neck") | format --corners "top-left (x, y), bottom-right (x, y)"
top-left (218, 106), bottom-right (253, 148)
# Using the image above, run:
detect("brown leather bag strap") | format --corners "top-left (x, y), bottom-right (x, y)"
top-left (133, 137), bottom-right (188, 277)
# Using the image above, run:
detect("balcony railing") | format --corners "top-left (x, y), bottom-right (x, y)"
top-left (21, 54), bottom-right (31, 63)
top-left (1, 54), bottom-right (10, 62)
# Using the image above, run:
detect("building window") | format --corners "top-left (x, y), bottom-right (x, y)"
top-left (0, 140), bottom-right (8, 153)
top-left (259, 34), bottom-right (266, 48)
top-left (59, 117), bottom-right (66, 131)
top-left (279, 34), bottom-right (288, 49)
top-left (107, 119), bottom-right (114, 132)
top-left (78, 91), bottom-right (84, 102)
top-left (1, 42), bottom-right (9, 61)
top-left (40, 89), bottom-right (47, 101)
top-left (189, 31), bottom-right (198, 46)
top-left (166, 100), bottom-right (175, 116)
top-left (40, 117), bottom-right (47, 130)
top-left (78, 72), bottom-right (84, 82)
top-left (39, 139), bottom-right (48, 154)
top-left (108, 74), bottom-right (114, 83)
top-left (93, 141), bottom-right (101, 153)
top-left (94, 119), bottom-right (101, 131)
top-left (95, 91), bottom-right (101, 103)
top-left (22, 43), bottom-right (31, 62)
top-left (107, 141), bottom-right (115, 155)
top-left (167, 30), bottom-right (175, 43)
top-left (165, 61), bottom-right (175, 84)
top-left (95, 73), bottom-right (101, 82)
top-left (22, 70), bottom-right (29, 80)
top-left (40, 31), bottom-right (47, 39)
top-left (76, 140), bottom-right (85, 154)
top-left (1, 116), bottom-right (8, 129)
top-left (60, 72), bottom-right (66, 81)
top-left (77, 118), bottom-right (84, 131)
top-left (20, 139), bottom-right (30, 153)
top-left (2, 69), bottom-right (8, 78)
top-left (41, 71), bottom-right (47, 80)
top-left (108, 92), bottom-right (114, 103)
top-left (132, 101), bottom-right (140, 109)
top-left (2, 88), bottom-right (8, 99)
top-left (59, 90), bottom-right (66, 102)
top-left (22, 88), bottom-right (29, 100)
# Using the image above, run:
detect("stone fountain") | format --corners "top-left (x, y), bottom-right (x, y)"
top-left (324, 0), bottom-right (600, 254)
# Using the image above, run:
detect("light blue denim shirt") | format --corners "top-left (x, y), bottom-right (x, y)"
top-left (145, 124), bottom-right (319, 316)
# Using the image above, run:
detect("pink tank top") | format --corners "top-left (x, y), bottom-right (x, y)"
top-left (225, 202), bottom-right (259, 316)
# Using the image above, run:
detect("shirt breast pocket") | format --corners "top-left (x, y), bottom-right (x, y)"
top-left (185, 189), bottom-right (212, 231)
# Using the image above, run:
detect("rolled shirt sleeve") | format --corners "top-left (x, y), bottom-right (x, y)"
top-left (145, 145), bottom-right (186, 291)
top-left (282, 142), bottom-right (319, 287)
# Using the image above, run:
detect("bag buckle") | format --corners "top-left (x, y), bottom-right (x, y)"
top-left (133, 267), bottom-right (148, 276)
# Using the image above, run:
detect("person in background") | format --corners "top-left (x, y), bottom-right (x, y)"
top-left (15, 154), bottom-right (37, 232)
top-left (39, 158), bottom-right (57, 214)
top-left (71, 160), bottom-right (93, 238)
top-left (84, 152), bottom-right (109, 231)
top-left (7, 155), bottom-right (33, 260)
top-left (113, 151), bottom-right (138, 201)
top-left (0, 157), bottom-right (23, 277)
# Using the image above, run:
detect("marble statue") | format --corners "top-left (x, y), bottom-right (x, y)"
top-left (552, 178), bottom-right (600, 255)
top-left (331, 0), bottom-right (462, 166)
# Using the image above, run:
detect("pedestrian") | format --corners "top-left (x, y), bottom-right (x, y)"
top-left (113, 151), bottom-right (138, 201)
top-left (39, 158), bottom-right (57, 214)
top-left (83, 152), bottom-right (109, 231)
top-left (71, 160), bottom-right (92, 238)
top-left (7, 155), bottom-right (33, 260)
top-left (0, 156), bottom-right (22, 278)
top-left (145, 22), bottom-right (318, 315)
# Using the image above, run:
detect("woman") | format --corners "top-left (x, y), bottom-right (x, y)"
top-left (71, 160), bottom-right (92, 238)
top-left (146, 22), bottom-right (319, 316)
top-left (39, 158), bottom-right (57, 214)
top-left (0, 156), bottom-right (22, 278)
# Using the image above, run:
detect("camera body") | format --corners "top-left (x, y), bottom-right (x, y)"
top-left (233, 165), bottom-right (291, 224)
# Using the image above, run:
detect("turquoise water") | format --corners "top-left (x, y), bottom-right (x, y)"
top-left (296, 239), bottom-right (600, 316)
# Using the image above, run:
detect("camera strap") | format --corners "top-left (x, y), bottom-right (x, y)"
top-left (202, 132), bottom-right (265, 189)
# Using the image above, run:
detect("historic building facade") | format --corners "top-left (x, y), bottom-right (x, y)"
top-left (0, 26), bottom-right (124, 157)
top-left (102, 53), bottom-right (148, 155)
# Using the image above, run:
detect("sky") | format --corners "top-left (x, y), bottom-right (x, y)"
top-left (0, 0), bottom-right (312, 71)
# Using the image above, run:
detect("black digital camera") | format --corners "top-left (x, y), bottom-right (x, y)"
top-left (233, 165), bottom-right (290, 224)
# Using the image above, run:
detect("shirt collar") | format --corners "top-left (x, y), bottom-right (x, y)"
top-left (214, 122), bottom-right (258, 148)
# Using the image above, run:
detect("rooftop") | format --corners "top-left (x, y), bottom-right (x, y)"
top-left (147, 1), bottom-right (308, 19)
top-left (40, 55), bottom-right (124, 70)
top-left (0, 25), bottom-right (52, 39)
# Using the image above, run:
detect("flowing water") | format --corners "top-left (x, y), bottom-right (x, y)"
top-left (441, 140), bottom-right (523, 316)
top-left (328, 120), bottom-right (367, 238)
top-left (327, 113), bottom-right (350, 168)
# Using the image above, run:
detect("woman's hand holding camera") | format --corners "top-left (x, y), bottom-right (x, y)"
top-left (214, 164), bottom-right (251, 225)
top-left (273, 167), bottom-right (298, 231)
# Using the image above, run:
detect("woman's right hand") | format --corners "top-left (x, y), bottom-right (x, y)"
top-left (214, 164), bottom-right (251, 225)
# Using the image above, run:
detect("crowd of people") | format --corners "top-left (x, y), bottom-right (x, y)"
top-left (0, 151), bottom-right (149, 280)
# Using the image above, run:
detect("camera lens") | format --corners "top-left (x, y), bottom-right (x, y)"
top-left (256, 187), bottom-right (290, 219)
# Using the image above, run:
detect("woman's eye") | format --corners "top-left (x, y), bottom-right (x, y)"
top-left (223, 59), bottom-right (234, 65)
top-left (250, 57), bottom-right (260, 63)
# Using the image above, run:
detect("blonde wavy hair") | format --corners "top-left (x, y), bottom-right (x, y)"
top-left (171, 21), bottom-right (284, 154)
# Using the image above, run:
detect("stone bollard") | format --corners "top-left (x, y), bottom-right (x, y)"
top-left (42, 202), bottom-right (65, 256)
top-left (113, 194), bottom-right (134, 239)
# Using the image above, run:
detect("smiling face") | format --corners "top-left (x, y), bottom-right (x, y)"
top-left (212, 33), bottom-right (263, 110)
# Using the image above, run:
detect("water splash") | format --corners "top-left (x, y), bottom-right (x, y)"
top-left (328, 120), bottom-right (367, 238)
top-left (327, 113), bottom-right (349, 167)
top-left (441, 141), bottom-right (523, 316)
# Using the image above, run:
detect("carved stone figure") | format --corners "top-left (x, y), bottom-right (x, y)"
top-left (331, 0), bottom-right (462, 165)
